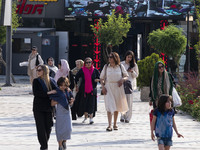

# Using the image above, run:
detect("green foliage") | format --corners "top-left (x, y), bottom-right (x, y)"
top-left (194, 0), bottom-right (200, 64)
top-left (147, 25), bottom-right (186, 65)
top-left (177, 72), bottom-right (200, 121)
top-left (0, 2), bottom-right (21, 45)
top-left (90, 10), bottom-right (131, 47)
top-left (137, 53), bottom-right (163, 88)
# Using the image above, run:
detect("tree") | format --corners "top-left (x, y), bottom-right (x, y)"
top-left (90, 10), bottom-right (131, 63)
top-left (0, 1), bottom-right (21, 45)
top-left (147, 25), bottom-right (187, 71)
top-left (194, 0), bottom-right (200, 76)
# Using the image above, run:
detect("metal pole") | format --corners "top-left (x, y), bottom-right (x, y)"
top-left (186, 12), bottom-right (190, 72)
top-left (5, 26), bottom-right (12, 86)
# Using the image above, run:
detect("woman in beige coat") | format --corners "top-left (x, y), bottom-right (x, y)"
top-left (100, 52), bottom-right (129, 131)
top-left (28, 46), bottom-right (44, 84)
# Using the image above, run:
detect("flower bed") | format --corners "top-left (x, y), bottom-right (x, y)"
top-left (177, 72), bottom-right (200, 121)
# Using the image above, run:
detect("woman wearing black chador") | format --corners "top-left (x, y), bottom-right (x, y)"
top-left (73, 57), bottom-right (100, 124)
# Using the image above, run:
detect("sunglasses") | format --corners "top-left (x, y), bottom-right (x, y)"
top-left (158, 66), bottom-right (164, 69)
top-left (32, 49), bottom-right (37, 51)
top-left (108, 56), bottom-right (113, 58)
top-left (36, 69), bottom-right (43, 72)
top-left (85, 61), bottom-right (92, 64)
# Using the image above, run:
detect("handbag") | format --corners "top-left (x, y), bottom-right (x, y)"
top-left (172, 87), bottom-right (182, 107)
top-left (35, 54), bottom-right (39, 66)
top-left (119, 64), bottom-right (133, 94)
top-left (123, 80), bottom-right (133, 94)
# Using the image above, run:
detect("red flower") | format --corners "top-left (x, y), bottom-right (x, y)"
top-left (188, 100), bottom-right (194, 104)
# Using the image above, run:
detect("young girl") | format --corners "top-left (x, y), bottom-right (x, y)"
top-left (49, 77), bottom-right (74, 150)
top-left (151, 95), bottom-right (183, 150)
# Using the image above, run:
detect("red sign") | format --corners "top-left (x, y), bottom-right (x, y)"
top-left (16, 0), bottom-right (44, 15)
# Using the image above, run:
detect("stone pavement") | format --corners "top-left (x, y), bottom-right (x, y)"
top-left (0, 75), bottom-right (200, 150)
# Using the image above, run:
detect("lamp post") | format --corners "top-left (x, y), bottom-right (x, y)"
top-left (4, 0), bottom-right (12, 86)
top-left (186, 11), bottom-right (190, 72)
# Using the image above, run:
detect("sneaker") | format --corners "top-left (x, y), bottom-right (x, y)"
top-left (89, 118), bottom-right (94, 124)
top-left (62, 141), bottom-right (66, 149)
top-left (82, 118), bottom-right (87, 123)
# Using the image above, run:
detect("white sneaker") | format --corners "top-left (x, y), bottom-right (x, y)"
top-left (89, 118), bottom-right (94, 124)
top-left (82, 118), bottom-right (87, 123)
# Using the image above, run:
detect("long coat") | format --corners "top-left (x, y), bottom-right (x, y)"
top-left (71, 68), bottom-right (100, 120)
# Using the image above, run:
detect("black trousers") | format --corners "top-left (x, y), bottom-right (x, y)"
top-left (33, 111), bottom-right (53, 149)
top-left (85, 93), bottom-right (95, 115)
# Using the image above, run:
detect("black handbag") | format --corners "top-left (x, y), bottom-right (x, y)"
top-left (123, 80), bottom-right (133, 94)
top-left (119, 64), bottom-right (133, 94)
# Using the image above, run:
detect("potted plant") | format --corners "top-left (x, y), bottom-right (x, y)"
top-left (137, 53), bottom-right (163, 101)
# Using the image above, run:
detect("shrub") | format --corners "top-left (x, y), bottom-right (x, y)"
top-left (177, 72), bottom-right (200, 121)
top-left (137, 53), bottom-right (163, 88)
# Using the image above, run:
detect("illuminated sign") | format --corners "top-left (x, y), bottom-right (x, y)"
top-left (16, 0), bottom-right (64, 18)
top-left (93, 19), bottom-right (101, 70)
top-left (65, 0), bottom-right (194, 19)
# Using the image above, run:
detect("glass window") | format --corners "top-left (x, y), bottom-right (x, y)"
top-left (12, 38), bottom-right (32, 53)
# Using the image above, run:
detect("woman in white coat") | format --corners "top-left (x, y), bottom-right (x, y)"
top-left (120, 50), bottom-right (139, 123)
top-left (100, 52), bottom-right (129, 131)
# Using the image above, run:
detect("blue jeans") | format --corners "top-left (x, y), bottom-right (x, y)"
top-left (157, 137), bottom-right (173, 146)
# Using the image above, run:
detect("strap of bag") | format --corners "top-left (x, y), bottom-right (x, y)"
top-left (104, 64), bottom-right (108, 83)
top-left (119, 64), bottom-right (123, 78)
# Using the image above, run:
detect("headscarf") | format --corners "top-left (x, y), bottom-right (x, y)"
top-left (82, 64), bottom-right (94, 94)
top-left (151, 61), bottom-right (173, 102)
top-left (46, 57), bottom-right (58, 74)
top-left (54, 59), bottom-right (70, 82)
top-left (71, 59), bottom-right (84, 76)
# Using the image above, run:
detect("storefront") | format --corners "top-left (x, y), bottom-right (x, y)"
top-left (1, 0), bottom-right (196, 74)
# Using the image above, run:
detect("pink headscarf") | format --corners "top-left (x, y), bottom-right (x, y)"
top-left (82, 64), bottom-right (94, 94)
top-left (54, 59), bottom-right (70, 81)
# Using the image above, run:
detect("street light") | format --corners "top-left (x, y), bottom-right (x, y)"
top-left (186, 11), bottom-right (193, 72)
top-left (3, 0), bottom-right (12, 86)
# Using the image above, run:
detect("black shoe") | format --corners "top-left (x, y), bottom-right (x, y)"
top-left (125, 120), bottom-right (129, 123)
top-left (120, 119), bottom-right (124, 122)
top-left (62, 141), bottom-right (66, 149)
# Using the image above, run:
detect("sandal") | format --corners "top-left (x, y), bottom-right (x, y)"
top-left (106, 127), bottom-right (112, 131)
top-left (113, 126), bottom-right (118, 130)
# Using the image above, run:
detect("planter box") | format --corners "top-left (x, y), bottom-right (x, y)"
top-left (140, 86), bottom-right (151, 102)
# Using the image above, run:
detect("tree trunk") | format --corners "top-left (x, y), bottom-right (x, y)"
top-left (0, 47), bottom-right (16, 83)
top-left (102, 44), bottom-right (113, 64)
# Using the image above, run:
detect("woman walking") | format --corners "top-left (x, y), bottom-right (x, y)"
top-left (100, 52), bottom-right (129, 131)
top-left (74, 57), bottom-right (100, 124)
top-left (46, 57), bottom-right (58, 78)
top-left (32, 65), bottom-right (57, 150)
top-left (28, 46), bottom-right (44, 84)
top-left (71, 59), bottom-right (84, 120)
top-left (54, 59), bottom-right (70, 82)
top-left (120, 50), bottom-right (139, 123)
top-left (150, 61), bottom-right (173, 109)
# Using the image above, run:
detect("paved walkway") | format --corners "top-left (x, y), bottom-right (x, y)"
top-left (0, 76), bottom-right (200, 150)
